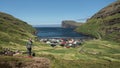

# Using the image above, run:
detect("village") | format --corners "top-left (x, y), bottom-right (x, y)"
top-left (39, 38), bottom-right (84, 48)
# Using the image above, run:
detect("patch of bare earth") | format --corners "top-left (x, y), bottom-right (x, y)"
top-left (27, 57), bottom-right (50, 68)
top-left (0, 57), bottom-right (50, 68)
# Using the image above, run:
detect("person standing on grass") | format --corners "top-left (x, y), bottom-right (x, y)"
top-left (26, 38), bottom-right (33, 57)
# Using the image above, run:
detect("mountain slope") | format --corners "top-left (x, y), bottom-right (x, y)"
top-left (76, 0), bottom-right (120, 42)
top-left (0, 12), bottom-right (36, 45)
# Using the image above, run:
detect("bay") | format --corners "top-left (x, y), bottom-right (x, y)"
top-left (35, 27), bottom-right (88, 39)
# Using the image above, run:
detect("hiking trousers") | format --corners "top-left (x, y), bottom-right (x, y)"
top-left (27, 48), bottom-right (32, 56)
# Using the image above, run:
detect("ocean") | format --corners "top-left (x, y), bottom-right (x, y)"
top-left (35, 27), bottom-right (89, 39)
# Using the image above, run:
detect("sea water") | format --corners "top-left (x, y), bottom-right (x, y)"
top-left (35, 27), bottom-right (89, 39)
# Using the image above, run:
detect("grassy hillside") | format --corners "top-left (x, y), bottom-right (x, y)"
top-left (36, 40), bottom-right (120, 68)
top-left (0, 12), bottom-right (36, 46)
top-left (76, 1), bottom-right (120, 42)
top-left (1, 39), bottom-right (119, 68)
top-left (0, 1), bottom-right (120, 67)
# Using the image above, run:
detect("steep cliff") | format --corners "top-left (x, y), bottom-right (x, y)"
top-left (0, 12), bottom-right (36, 45)
top-left (76, 0), bottom-right (120, 42)
top-left (62, 20), bottom-right (82, 28)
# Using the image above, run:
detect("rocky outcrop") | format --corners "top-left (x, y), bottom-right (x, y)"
top-left (62, 20), bottom-right (82, 28)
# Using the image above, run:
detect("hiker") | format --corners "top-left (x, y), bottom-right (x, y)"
top-left (26, 38), bottom-right (33, 57)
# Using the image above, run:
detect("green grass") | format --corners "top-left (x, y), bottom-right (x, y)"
top-left (33, 40), bottom-right (120, 68)
top-left (0, 39), bottom-right (120, 68)
top-left (76, 13), bottom-right (120, 42)
top-left (0, 12), bottom-right (36, 47)
top-left (0, 11), bottom-right (120, 68)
